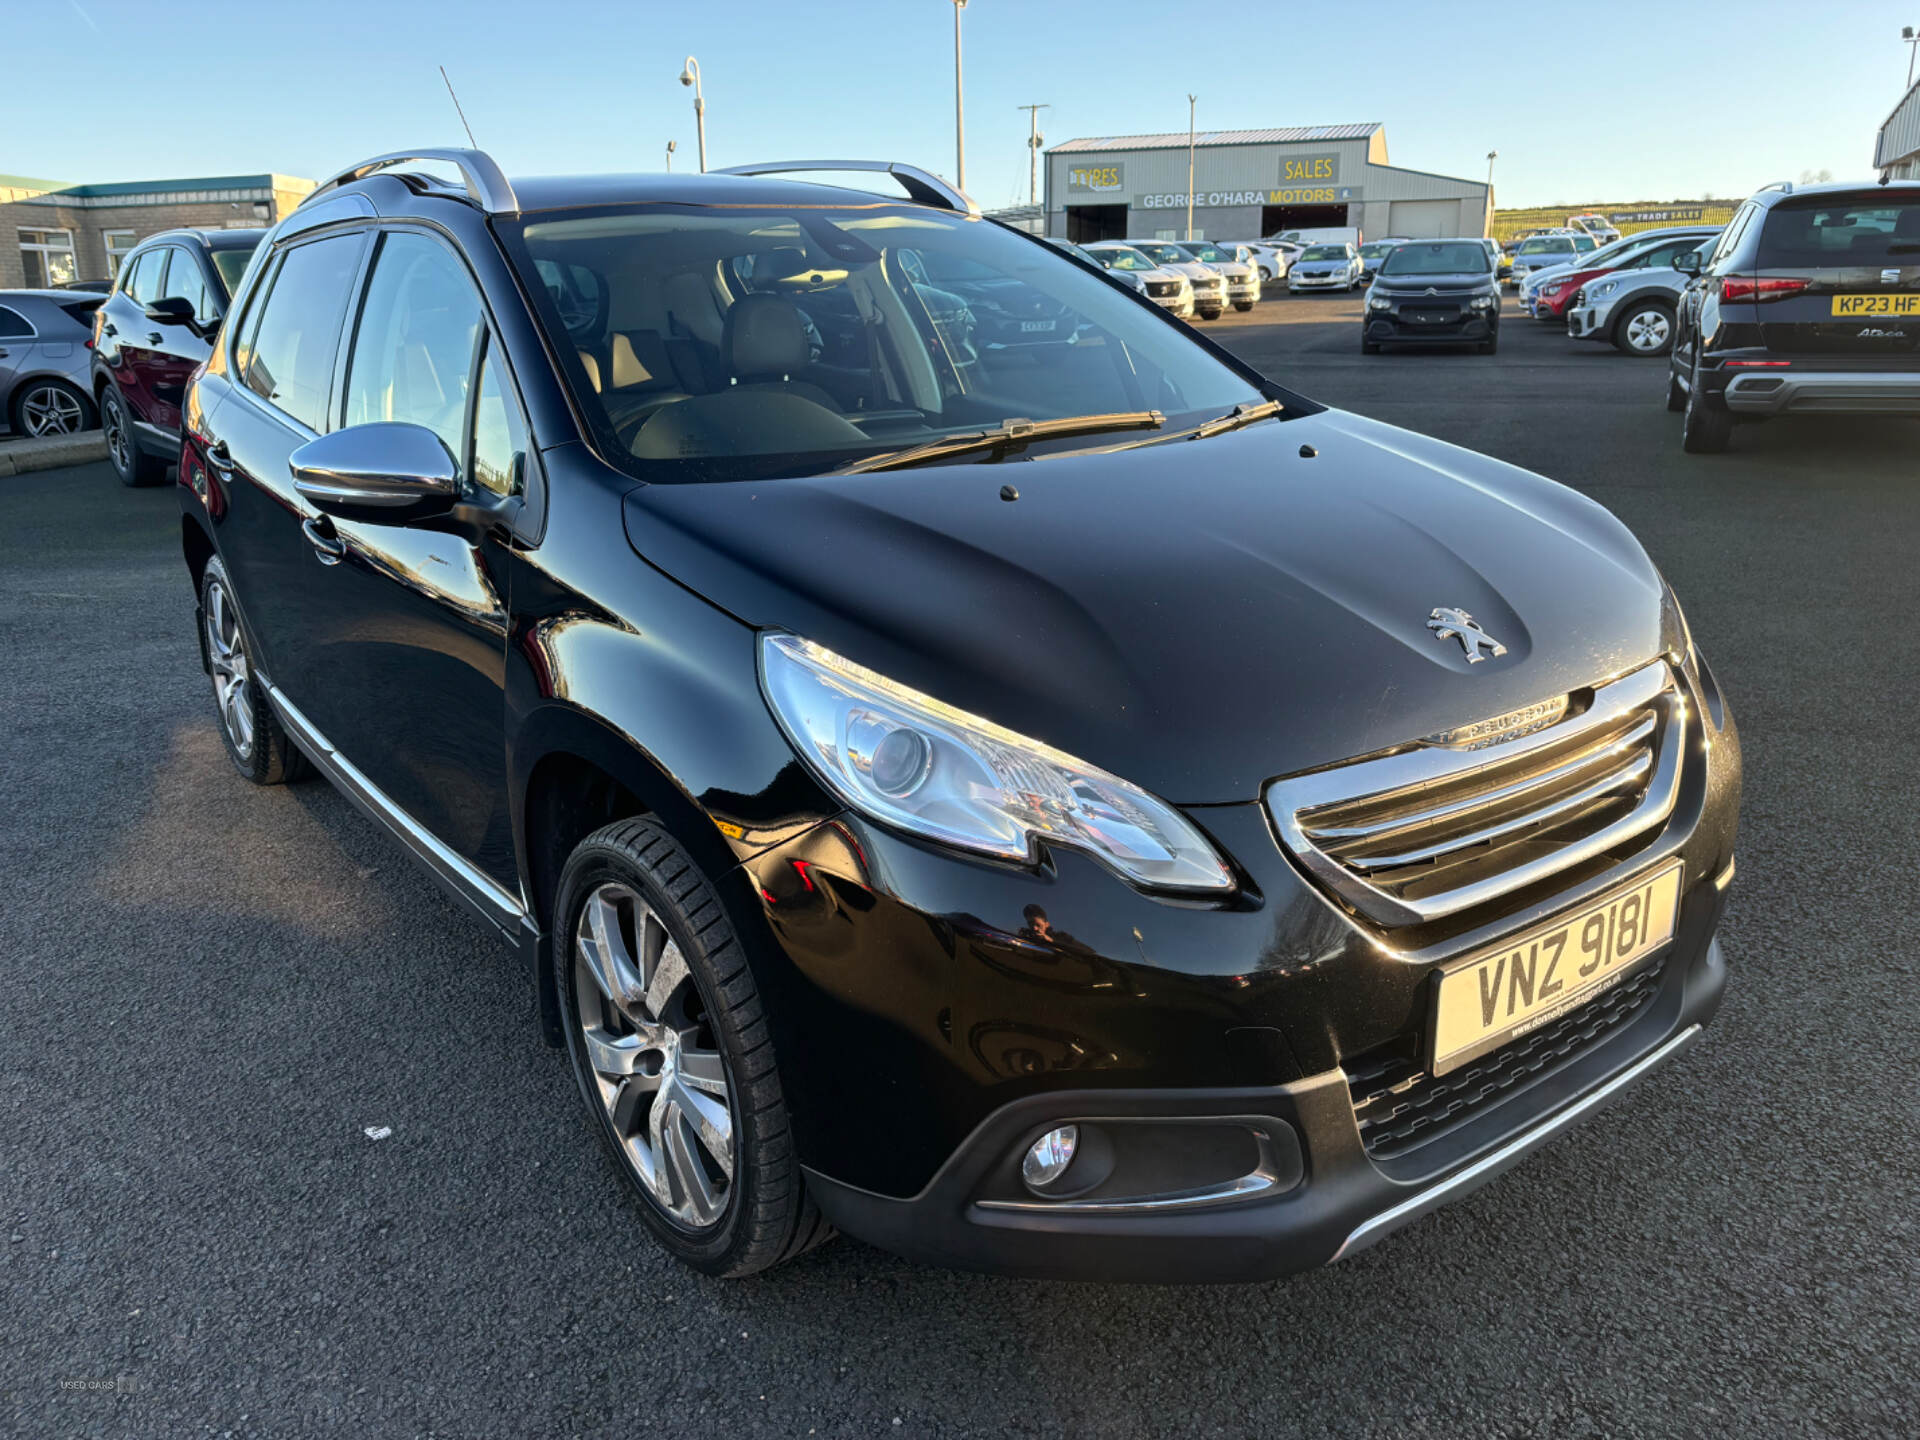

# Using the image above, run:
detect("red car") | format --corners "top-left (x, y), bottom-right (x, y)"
top-left (1532, 266), bottom-right (1612, 322)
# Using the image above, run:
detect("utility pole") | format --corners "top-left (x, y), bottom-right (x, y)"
top-left (1186, 94), bottom-right (1197, 242)
top-left (952, 1), bottom-right (969, 190)
top-left (1017, 102), bottom-right (1050, 207)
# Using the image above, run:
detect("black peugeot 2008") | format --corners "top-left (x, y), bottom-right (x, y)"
top-left (176, 150), bottom-right (1739, 1281)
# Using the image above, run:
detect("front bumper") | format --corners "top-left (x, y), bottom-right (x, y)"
top-left (1365, 307), bottom-right (1496, 344)
top-left (1188, 284), bottom-right (1226, 311)
top-left (805, 921), bottom-right (1729, 1283)
top-left (1566, 301), bottom-right (1614, 342)
top-left (1289, 273), bottom-right (1351, 290)
top-left (1721, 368), bottom-right (1920, 416)
top-left (1224, 276), bottom-right (1261, 302)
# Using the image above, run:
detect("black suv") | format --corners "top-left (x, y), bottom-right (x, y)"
top-left (92, 228), bottom-right (263, 486)
top-left (180, 149), bottom-right (1740, 1280)
top-left (1361, 239), bottom-right (1502, 353)
top-left (1668, 179), bottom-right (1920, 452)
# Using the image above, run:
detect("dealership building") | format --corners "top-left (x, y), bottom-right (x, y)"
top-left (1044, 123), bottom-right (1491, 245)
top-left (1877, 78), bottom-right (1920, 180)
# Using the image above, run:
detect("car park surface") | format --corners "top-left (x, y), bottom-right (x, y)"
top-left (5, 288), bottom-right (1915, 1435)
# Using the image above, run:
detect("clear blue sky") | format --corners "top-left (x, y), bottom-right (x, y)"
top-left (14, 0), bottom-right (1915, 209)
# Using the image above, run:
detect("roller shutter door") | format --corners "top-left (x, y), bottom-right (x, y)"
top-left (1386, 200), bottom-right (1460, 238)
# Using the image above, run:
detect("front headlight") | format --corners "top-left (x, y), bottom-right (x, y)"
top-left (1470, 294), bottom-right (1494, 309)
top-left (1368, 294), bottom-right (1392, 311)
top-left (760, 634), bottom-right (1233, 892)
top-left (1590, 279), bottom-right (1620, 299)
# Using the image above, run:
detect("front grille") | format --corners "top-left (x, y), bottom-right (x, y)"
top-left (1404, 305), bottom-right (1463, 324)
top-left (1147, 280), bottom-right (1180, 297)
top-left (1192, 276), bottom-right (1221, 290)
top-left (1267, 662), bottom-right (1682, 928)
top-left (1347, 960), bottom-right (1666, 1158)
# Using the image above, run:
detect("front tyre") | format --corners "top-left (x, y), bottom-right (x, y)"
top-left (1614, 299), bottom-right (1676, 356)
top-left (199, 556), bottom-right (309, 784)
top-left (556, 818), bottom-right (832, 1277)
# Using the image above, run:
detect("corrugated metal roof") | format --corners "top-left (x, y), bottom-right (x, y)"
top-left (1050, 124), bottom-right (1381, 154)
top-left (1877, 80), bottom-right (1920, 168)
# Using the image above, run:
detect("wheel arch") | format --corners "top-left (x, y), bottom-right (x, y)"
top-left (515, 706), bottom-right (769, 1046)
top-left (182, 514), bottom-right (216, 600)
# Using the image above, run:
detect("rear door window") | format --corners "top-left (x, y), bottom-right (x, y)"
top-left (1758, 198), bottom-right (1920, 269)
top-left (240, 233), bottom-right (366, 432)
top-left (0, 305), bottom-right (33, 338)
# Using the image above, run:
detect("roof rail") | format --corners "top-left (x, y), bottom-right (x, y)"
top-left (302, 148), bottom-right (518, 214)
top-left (713, 160), bottom-right (980, 217)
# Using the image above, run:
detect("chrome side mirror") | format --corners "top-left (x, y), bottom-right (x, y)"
top-left (290, 422), bottom-right (459, 521)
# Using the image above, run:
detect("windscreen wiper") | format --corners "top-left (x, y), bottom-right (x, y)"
top-left (1098, 398), bottom-right (1284, 454)
top-left (832, 411), bottom-right (1164, 475)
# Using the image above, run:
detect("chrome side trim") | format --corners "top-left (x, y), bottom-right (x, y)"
top-left (302, 147), bottom-right (519, 215)
top-left (973, 1116), bottom-right (1298, 1216)
top-left (714, 159), bottom-right (981, 217)
top-left (265, 682), bottom-right (528, 938)
top-left (1333, 1023), bottom-right (1702, 1261)
top-left (1266, 661), bottom-right (1683, 927)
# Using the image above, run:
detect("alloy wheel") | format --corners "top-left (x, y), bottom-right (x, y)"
top-left (204, 578), bottom-right (255, 758)
top-left (573, 882), bottom-right (734, 1230)
top-left (21, 385), bottom-right (84, 437)
top-left (1624, 309), bottom-right (1672, 354)
top-left (104, 392), bottom-right (131, 473)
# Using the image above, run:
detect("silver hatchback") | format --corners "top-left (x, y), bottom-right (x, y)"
top-left (0, 291), bottom-right (103, 437)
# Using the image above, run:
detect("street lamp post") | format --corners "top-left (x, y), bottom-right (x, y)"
top-left (1486, 150), bottom-right (1498, 187)
top-left (1186, 94), bottom-right (1197, 242)
top-left (665, 139), bottom-right (676, 173)
top-left (1018, 102), bottom-right (1050, 207)
top-left (679, 57), bottom-right (707, 173)
top-left (1906, 26), bottom-right (1918, 89)
top-left (952, 1), bottom-right (969, 190)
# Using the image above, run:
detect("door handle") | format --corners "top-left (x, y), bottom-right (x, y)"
top-left (206, 440), bottom-right (236, 475)
top-left (302, 515), bottom-right (346, 566)
top-left (102, 321), bottom-right (117, 337)
top-left (148, 332), bottom-right (164, 345)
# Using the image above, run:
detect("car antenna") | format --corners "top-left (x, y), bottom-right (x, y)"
top-left (439, 65), bottom-right (480, 148)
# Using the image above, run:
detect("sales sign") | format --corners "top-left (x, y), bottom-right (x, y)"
top-left (1279, 152), bottom-right (1340, 184)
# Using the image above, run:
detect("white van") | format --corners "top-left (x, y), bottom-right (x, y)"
top-left (1267, 226), bottom-right (1362, 250)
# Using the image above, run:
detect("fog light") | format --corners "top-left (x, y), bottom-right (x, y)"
top-left (1021, 1125), bottom-right (1078, 1191)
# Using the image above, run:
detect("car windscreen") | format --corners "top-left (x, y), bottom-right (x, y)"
top-left (1516, 238), bottom-right (1575, 256)
top-left (211, 246), bottom-right (257, 299)
top-left (1380, 242), bottom-right (1490, 276)
top-left (500, 205), bottom-right (1266, 483)
top-left (1130, 242), bottom-right (1187, 265)
top-left (1185, 245), bottom-right (1230, 262)
top-left (1094, 247), bottom-right (1156, 272)
top-left (1359, 243), bottom-right (1395, 258)
top-left (1757, 197), bottom-right (1920, 268)
top-left (1300, 246), bottom-right (1347, 261)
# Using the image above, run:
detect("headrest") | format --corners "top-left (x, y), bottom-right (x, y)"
top-left (1894, 207), bottom-right (1920, 240)
top-left (577, 350), bottom-right (602, 393)
top-left (611, 330), bottom-right (672, 391)
top-left (724, 293), bottom-right (810, 381)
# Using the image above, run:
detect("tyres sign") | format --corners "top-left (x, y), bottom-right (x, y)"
top-left (1068, 165), bottom-right (1126, 193)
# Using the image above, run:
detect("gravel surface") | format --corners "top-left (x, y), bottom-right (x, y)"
top-left (4, 297), bottom-right (1915, 1438)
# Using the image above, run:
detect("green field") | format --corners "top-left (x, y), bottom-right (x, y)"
top-left (1491, 201), bottom-right (1739, 243)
